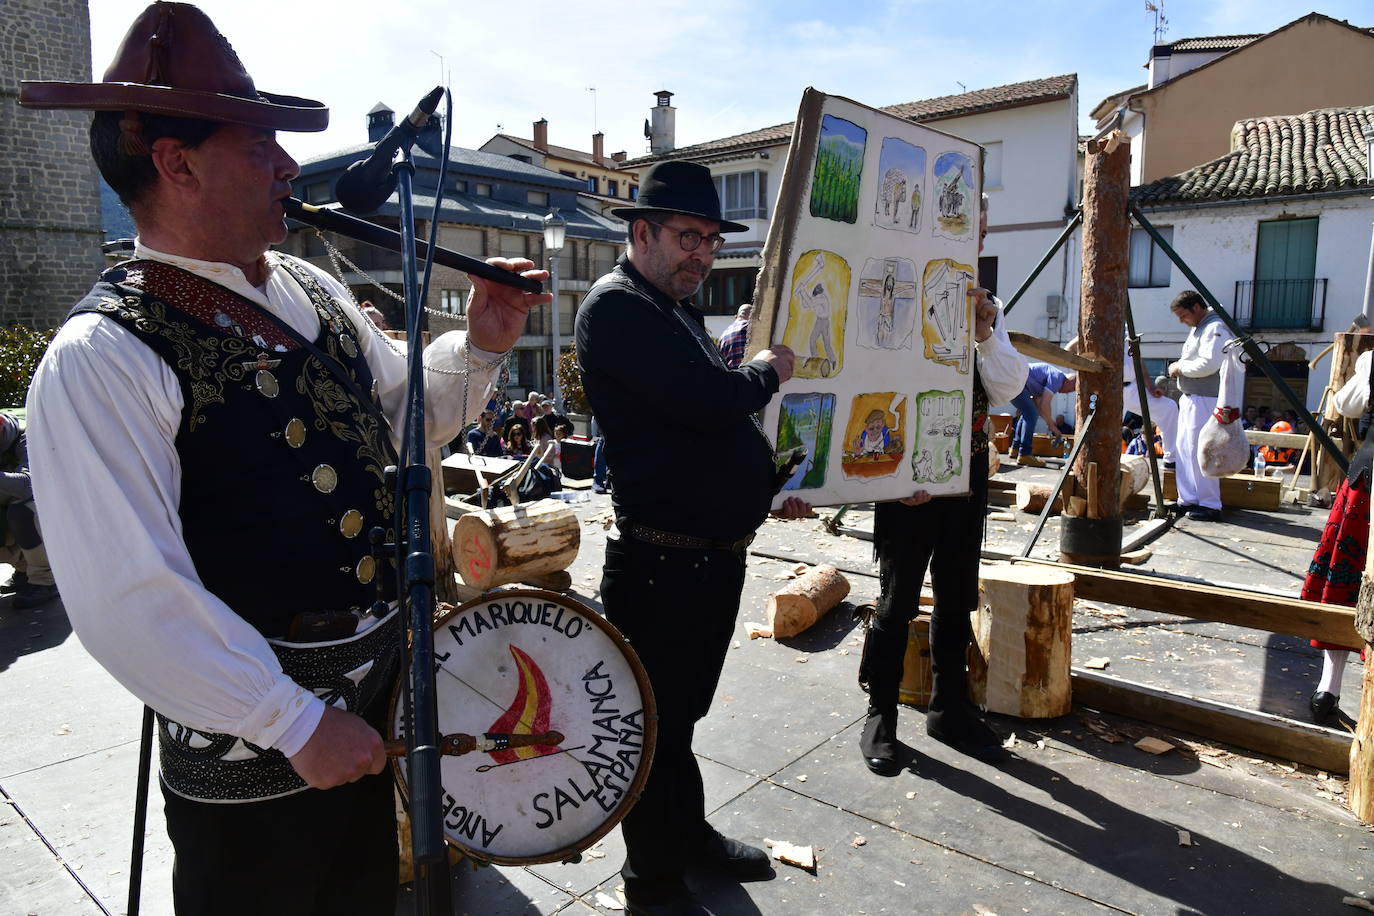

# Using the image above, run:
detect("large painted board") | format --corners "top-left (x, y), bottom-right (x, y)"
top-left (751, 89), bottom-right (982, 509)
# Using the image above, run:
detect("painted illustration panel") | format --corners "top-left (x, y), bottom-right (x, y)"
top-left (809, 115), bottom-right (866, 224)
top-left (856, 257), bottom-right (917, 351)
top-left (779, 249), bottom-right (849, 378)
top-left (841, 392), bottom-right (906, 480)
top-left (872, 138), bottom-right (925, 234)
top-left (921, 258), bottom-right (975, 374)
top-left (932, 151), bottom-right (974, 240)
top-left (753, 89), bottom-right (982, 508)
top-left (912, 389), bottom-right (965, 485)
top-left (776, 393), bottom-right (836, 491)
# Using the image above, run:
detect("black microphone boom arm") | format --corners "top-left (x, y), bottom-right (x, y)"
top-left (285, 198), bottom-right (544, 294)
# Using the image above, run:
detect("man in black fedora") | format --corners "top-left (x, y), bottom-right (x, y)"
top-left (576, 160), bottom-right (807, 915)
top-left (19, 3), bottom-right (546, 912)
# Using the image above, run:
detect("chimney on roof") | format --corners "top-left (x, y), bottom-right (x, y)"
top-left (367, 103), bottom-right (394, 144)
top-left (649, 90), bottom-right (676, 154)
top-left (533, 118), bottom-right (549, 152)
top-left (612, 150), bottom-right (626, 163)
top-left (592, 131), bottom-right (605, 164)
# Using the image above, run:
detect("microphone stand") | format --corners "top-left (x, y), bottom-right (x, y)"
top-left (392, 140), bottom-right (452, 914)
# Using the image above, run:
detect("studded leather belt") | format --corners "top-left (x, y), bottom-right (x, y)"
top-left (622, 522), bottom-right (755, 553)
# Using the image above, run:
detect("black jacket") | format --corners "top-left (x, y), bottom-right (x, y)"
top-left (576, 256), bottom-right (779, 542)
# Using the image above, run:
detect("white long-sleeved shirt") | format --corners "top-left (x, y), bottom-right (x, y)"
top-left (974, 298), bottom-right (1029, 407)
top-left (26, 244), bottom-right (498, 756)
top-left (1173, 313), bottom-right (1234, 380)
top-left (1334, 349), bottom-right (1373, 419)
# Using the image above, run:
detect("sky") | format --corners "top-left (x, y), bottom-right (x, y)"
top-left (85, 0), bottom-right (1374, 166)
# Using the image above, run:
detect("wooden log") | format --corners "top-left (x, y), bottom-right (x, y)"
top-left (1072, 669), bottom-right (1352, 774)
top-left (1064, 130), bottom-right (1128, 566)
top-left (452, 498), bottom-right (580, 591)
top-left (1349, 499), bottom-right (1374, 820)
top-left (969, 563), bottom-right (1075, 717)
top-left (768, 564), bottom-right (851, 638)
top-left (1160, 467), bottom-right (1283, 511)
top-left (429, 447), bottom-right (461, 604)
top-left (1118, 454), bottom-right (1149, 509)
top-left (1015, 482), bottom-right (1062, 515)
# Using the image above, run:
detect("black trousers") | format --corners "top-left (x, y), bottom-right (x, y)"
top-left (601, 533), bottom-right (747, 901)
top-left (862, 449), bottom-right (989, 712)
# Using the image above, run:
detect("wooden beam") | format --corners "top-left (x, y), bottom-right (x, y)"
top-left (1000, 557), bottom-right (1359, 647)
top-left (1008, 331), bottom-right (1110, 374)
top-left (1245, 429), bottom-right (1311, 449)
top-left (1072, 668), bottom-right (1352, 773)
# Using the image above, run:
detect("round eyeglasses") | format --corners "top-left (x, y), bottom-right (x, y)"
top-left (648, 221), bottom-right (726, 254)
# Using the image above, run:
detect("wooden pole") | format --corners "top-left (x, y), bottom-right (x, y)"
top-left (1349, 493), bottom-right (1374, 822)
top-left (1061, 131), bottom-right (1129, 568)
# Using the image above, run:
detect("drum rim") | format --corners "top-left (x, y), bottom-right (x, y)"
top-left (390, 587), bottom-right (658, 866)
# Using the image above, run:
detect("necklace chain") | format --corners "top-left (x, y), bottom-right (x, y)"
top-left (315, 229), bottom-right (510, 392)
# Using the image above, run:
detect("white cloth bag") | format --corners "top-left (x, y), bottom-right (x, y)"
top-left (1198, 344), bottom-right (1249, 478)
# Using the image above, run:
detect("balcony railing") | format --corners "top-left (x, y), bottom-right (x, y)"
top-left (1233, 278), bottom-right (1327, 331)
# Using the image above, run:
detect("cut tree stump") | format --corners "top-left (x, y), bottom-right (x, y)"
top-left (452, 498), bottom-right (580, 591)
top-left (969, 563), bottom-right (1075, 717)
top-left (767, 564), bottom-right (850, 638)
top-left (1118, 454), bottom-right (1149, 509)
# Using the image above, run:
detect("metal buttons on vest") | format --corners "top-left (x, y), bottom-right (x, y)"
top-left (355, 555), bottom-right (376, 584)
top-left (340, 510), bottom-right (363, 538)
top-left (255, 369), bottom-right (280, 398)
top-left (312, 464), bottom-right (338, 493)
top-left (340, 335), bottom-right (358, 359)
top-left (284, 419), bottom-right (306, 448)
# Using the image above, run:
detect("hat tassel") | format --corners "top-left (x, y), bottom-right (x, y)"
top-left (118, 111), bottom-right (150, 156)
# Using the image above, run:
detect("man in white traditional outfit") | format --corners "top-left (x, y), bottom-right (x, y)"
top-left (1167, 290), bottom-right (1234, 521)
top-left (19, 4), bottom-right (547, 911)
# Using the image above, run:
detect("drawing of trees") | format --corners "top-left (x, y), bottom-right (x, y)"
top-left (810, 115), bottom-right (866, 223)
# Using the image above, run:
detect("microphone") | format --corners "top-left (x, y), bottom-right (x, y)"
top-left (334, 86), bottom-right (445, 214)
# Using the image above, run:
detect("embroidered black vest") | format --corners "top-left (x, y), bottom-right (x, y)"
top-left (68, 257), bottom-right (402, 801)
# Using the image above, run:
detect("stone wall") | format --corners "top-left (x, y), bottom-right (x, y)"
top-left (0, 0), bottom-right (104, 329)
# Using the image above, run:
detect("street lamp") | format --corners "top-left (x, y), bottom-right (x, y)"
top-left (542, 208), bottom-right (567, 411)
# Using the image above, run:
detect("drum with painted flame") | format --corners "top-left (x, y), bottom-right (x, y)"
top-left (391, 589), bottom-right (656, 865)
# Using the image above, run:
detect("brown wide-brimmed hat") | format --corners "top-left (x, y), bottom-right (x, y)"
top-left (19, 2), bottom-right (327, 135)
top-left (611, 161), bottom-right (747, 233)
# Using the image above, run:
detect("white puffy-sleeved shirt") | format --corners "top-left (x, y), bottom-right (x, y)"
top-left (1334, 349), bottom-right (1373, 420)
top-left (974, 297), bottom-right (1029, 407)
top-left (26, 244), bottom-right (499, 756)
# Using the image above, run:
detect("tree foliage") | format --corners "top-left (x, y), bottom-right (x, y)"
top-left (0, 325), bottom-right (54, 408)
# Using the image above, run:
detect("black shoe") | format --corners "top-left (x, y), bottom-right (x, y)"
top-left (691, 829), bottom-right (772, 880)
top-left (1310, 690), bottom-right (1340, 724)
top-left (1185, 506), bottom-right (1221, 522)
top-left (1163, 461), bottom-right (1176, 470)
top-left (859, 706), bottom-right (901, 776)
top-left (1, 570), bottom-right (27, 592)
top-left (625, 892), bottom-right (717, 916)
top-left (12, 582), bottom-right (58, 609)
top-left (927, 704), bottom-right (1006, 762)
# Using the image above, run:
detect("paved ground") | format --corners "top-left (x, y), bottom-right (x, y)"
top-left (3, 459), bottom-right (1373, 915)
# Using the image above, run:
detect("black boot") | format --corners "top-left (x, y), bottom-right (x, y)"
top-left (926, 701), bottom-right (1005, 762)
top-left (858, 705), bottom-right (902, 776)
top-left (1310, 690), bottom-right (1340, 725)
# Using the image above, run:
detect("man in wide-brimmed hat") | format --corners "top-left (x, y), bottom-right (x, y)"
top-left (20, 3), bottom-right (547, 911)
top-left (575, 160), bottom-right (807, 916)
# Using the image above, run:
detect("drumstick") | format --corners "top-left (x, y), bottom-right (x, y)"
top-left (384, 730), bottom-right (564, 758)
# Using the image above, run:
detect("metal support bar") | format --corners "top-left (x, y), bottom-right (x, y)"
top-left (1020, 403), bottom-right (1098, 558)
top-left (1130, 205), bottom-right (1347, 474)
top-left (1003, 210), bottom-right (1082, 317)
top-left (1123, 293), bottom-right (1169, 518)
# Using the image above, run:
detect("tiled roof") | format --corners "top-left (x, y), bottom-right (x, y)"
top-left (491, 133), bottom-right (633, 171)
top-left (1133, 106), bottom-right (1373, 206)
top-left (1161, 33), bottom-right (1262, 53)
top-left (623, 74), bottom-right (1076, 167)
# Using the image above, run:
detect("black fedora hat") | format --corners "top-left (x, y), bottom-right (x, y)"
top-left (19, 2), bottom-right (327, 134)
top-left (612, 161), bottom-right (747, 233)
